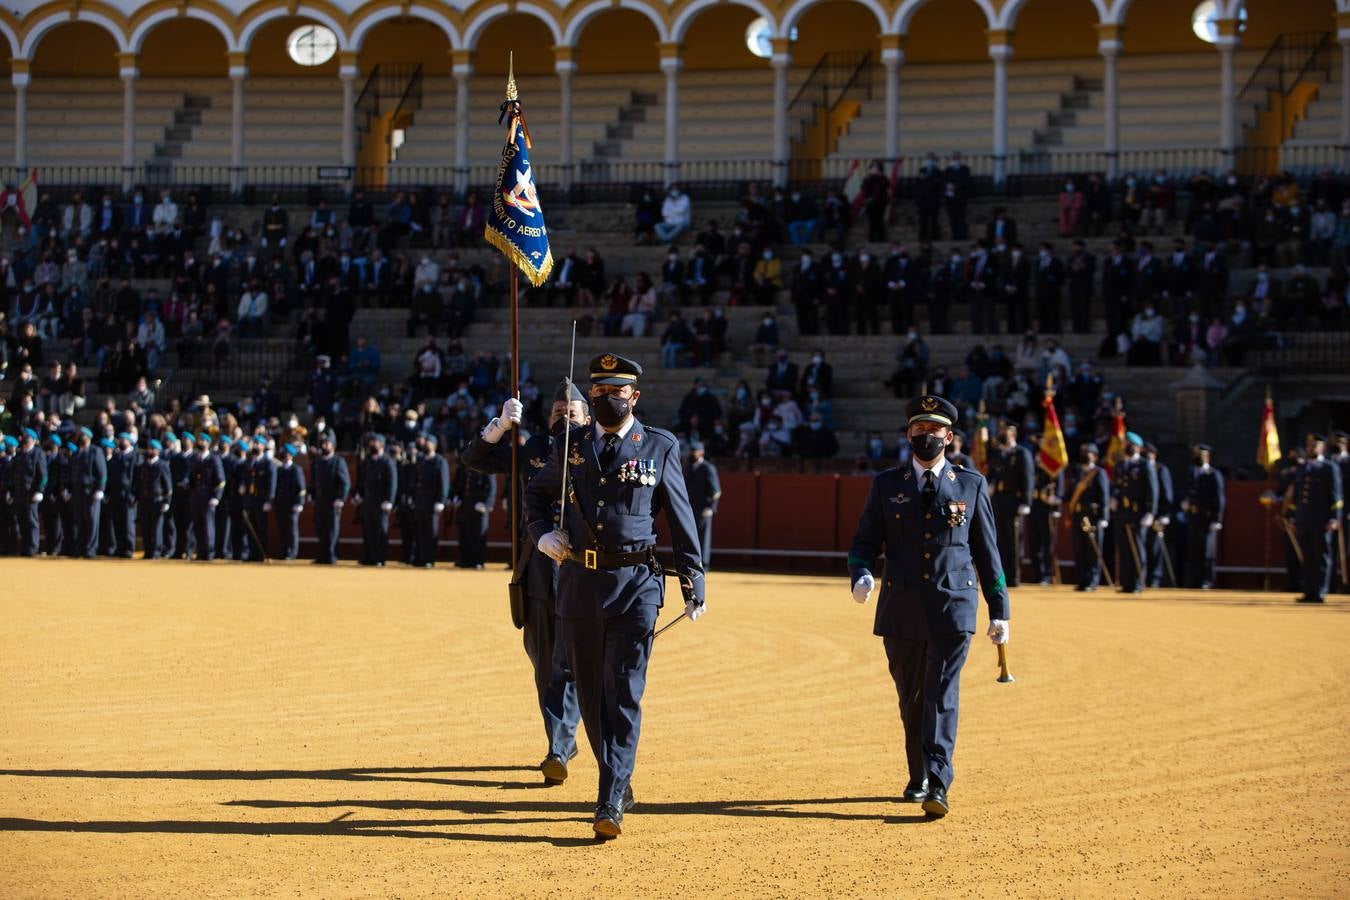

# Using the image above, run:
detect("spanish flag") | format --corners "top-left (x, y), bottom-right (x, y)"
top-left (485, 59), bottom-right (553, 287)
top-left (1038, 387), bottom-right (1069, 477)
top-left (1103, 403), bottom-right (1127, 477)
top-left (1257, 388), bottom-right (1281, 473)
top-left (971, 400), bottom-right (990, 473)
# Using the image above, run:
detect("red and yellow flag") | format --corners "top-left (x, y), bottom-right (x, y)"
top-left (1103, 405), bottom-right (1127, 476)
top-left (1038, 390), bottom-right (1069, 477)
top-left (1257, 389), bottom-right (1281, 473)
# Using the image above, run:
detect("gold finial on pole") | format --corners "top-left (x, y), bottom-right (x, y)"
top-left (506, 50), bottom-right (518, 101)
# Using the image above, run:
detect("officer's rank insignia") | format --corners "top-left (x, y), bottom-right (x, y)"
top-left (946, 468), bottom-right (957, 482)
top-left (889, 493), bottom-right (911, 505)
top-left (632, 432), bottom-right (642, 443)
top-left (529, 457), bottom-right (546, 469)
top-left (946, 500), bottom-right (968, 527)
top-left (922, 397), bottom-right (938, 412)
top-left (600, 354), bottom-right (619, 371)
top-left (569, 445), bottom-right (585, 466)
top-left (902, 469), bottom-right (912, 481)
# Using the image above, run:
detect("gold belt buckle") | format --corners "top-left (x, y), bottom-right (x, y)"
top-left (584, 549), bottom-right (598, 570)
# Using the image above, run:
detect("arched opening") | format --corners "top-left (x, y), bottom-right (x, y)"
top-left (676, 5), bottom-right (773, 164)
top-left (893, 1), bottom-right (994, 161)
top-left (358, 17), bottom-right (453, 169)
top-left (904, 1), bottom-right (989, 64)
top-left (1119, 0), bottom-right (1220, 54)
top-left (138, 18), bottom-right (229, 77)
top-left (475, 14), bottom-right (557, 77)
top-left (31, 21), bottom-right (119, 77)
top-left (792, 1), bottom-right (881, 61)
top-left (1010, 0), bottom-right (1100, 60)
top-left (575, 9), bottom-right (660, 75)
top-left (473, 14), bottom-right (560, 168)
top-left (791, 1), bottom-right (884, 163)
top-left (682, 6), bottom-right (762, 71)
top-left (1239, 0), bottom-right (1334, 47)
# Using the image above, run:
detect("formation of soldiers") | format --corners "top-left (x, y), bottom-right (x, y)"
top-left (0, 424), bottom-right (500, 568)
top-left (976, 425), bottom-right (1347, 602)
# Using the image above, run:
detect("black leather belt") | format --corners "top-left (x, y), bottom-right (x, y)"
top-left (567, 547), bottom-right (654, 570)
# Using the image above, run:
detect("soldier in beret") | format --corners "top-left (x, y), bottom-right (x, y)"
top-left (135, 439), bottom-right (173, 559)
top-left (848, 393), bottom-right (1010, 819)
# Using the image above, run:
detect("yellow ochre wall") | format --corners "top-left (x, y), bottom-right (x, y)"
top-left (139, 19), bottom-right (229, 76)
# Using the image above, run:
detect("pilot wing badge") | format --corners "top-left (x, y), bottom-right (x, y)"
top-left (485, 54), bottom-right (554, 288)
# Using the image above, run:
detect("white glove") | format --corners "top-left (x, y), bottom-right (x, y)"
top-left (501, 396), bottom-right (523, 425)
top-left (852, 572), bottom-right (875, 604)
top-left (701, 507), bottom-right (714, 519)
top-left (433, 502), bottom-right (445, 514)
top-left (161, 503), bottom-right (170, 513)
top-left (31, 492), bottom-right (43, 503)
top-left (1098, 519), bottom-right (1109, 529)
top-left (263, 502), bottom-right (272, 512)
top-left (482, 417), bottom-right (510, 444)
top-left (380, 501), bottom-right (392, 512)
top-left (685, 598), bottom-right (705, 621)
top-left (93, 490), bottom-right (105, 502)
top-left (292, 504), bottom-right (303, 513)
top-left (537, 529), bottom-right (570, 563)
top-left (1017, 504), bottom-right (1031, 517)
top-left (987, 619), bottom-right (1010, 645)
top-left (333, 499), bottom-right (344, 509)
top-left (473, 502), bottom-right (487, 514)
top-left (208, 497), bottom-right (218, 508)
top-left (1140, 513), bottom-right (1155, 529)
top-left (1158, 516), bottom-right (1170, 527)
top-left (1209, 521), bottom-right (1222, 532)
top-left (62, 489), bottom-right (71, 501)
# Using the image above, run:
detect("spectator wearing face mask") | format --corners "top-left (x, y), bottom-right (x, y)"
top-left (752, 246), bottom-right (781, 305)
top-left (786, 189), bottom-right (818, 245)
top-left (764, 349), bottom-right (796, 396)
top-left (1058, 180), bottom-right (1083, 237)
top-left (660, 310), bottom-right (695, 369)
top-left (793, 413), bottom-right (839, 460)
top-left (1127, 303), bottom-right (1164, 366)
top-left (655, 184), bottom-right (691, 243)
top-left (800, 349), bottom-right (833, 398)
top-left (749, 313), bottom-right (780, 367)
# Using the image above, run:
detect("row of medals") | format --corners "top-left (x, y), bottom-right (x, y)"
top-left (619, 459), bottom-right (656, 486)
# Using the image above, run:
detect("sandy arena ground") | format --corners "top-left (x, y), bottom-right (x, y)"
top-left (1, 558), bottom-right (1348, 898)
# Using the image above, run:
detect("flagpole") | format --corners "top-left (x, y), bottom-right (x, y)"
top-left (506, 53), bottom-right (521, 584)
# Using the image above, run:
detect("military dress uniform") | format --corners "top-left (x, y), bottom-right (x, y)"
top-left (460, 381), bottom-right (585, 781)
top-left (1144, 454), bottom-right (1175, 588)
top-left (106, 438), bottom-right (138, 558)
top-left (70, 430), bottom-right (108, 559)
top-left (1060, 450), bottom-right (1111, 590)
top-left (987, 434), bottom-right (1035, 588)
top-left (396, 447), bottom-right (419, 565)
top-left (189, 439), bottom-right (226, 560)
top-left (1331, 434), bottom-right (1350, 594)
top-left (524, 354), bottom-right (705, 838)
top-left (1026, 467), bottom-right (1061, 584)
top-left (170, 434), bottom-right (195, 558)
top-left (310, 441), bottom-right (351, 564)
top-left (97, 439), bottom-right (117, 556)
top-left (9, 432), bottom-right (48, 557)
top-left (273, 446), bottom-right (307, 560)
top-left (1289, 447), bottom-right (1343, 603)
top-left (412, 437), bottom-right (450, 567)
top-left (135, 443), bottom-right (173, 558)
top-left (41, 435), bottom-right (66, 556)
top-left (1182, 449), bottom-right (1225, 589)
top-left (58, 442), bottom-right (79, 557)
top-left (0, 440), bottom-right (14, 555)
top-left (848, 394), bottom-right (1010, 817)
top-left (218, 440), bottom-right (248, 560)
top-left (1277, 456), bottom-right (1304, 591)
top-left (453, 464), bottom-right (496, 569)
top-left (683, 445), bottom-right (722, 570)
top-left (356, 440), bottom-right (398, 566)
top-left (244, 445), bottom-right (278, 561)
top-left (1111, 439), bottom-right (1158, 593)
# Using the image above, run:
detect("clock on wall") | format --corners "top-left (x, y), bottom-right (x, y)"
top-left (287, 25), bottom-right (339, 67)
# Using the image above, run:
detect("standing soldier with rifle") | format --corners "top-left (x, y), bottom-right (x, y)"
top-left (462, 381), bottom-right (590, 786)
top-left (988, 420), bottom-right (1034, 588)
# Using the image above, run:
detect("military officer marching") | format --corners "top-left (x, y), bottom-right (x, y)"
top-left (462, 379), bottom-right (590, 786)
top-left (1288, 433), bottom-right (1343, 604)
top-left (848, 394), bottom-right (1010, 819)
top-left (525, 353), bottom-right (706, 839)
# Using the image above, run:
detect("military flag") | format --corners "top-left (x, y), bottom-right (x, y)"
top-left (485, 59), bottom-right (553, 288)
top-left (1037, 381), bottom-right (1070, 477)
top-left (1103, 400), bottom-right (1127, 477)
top-left (1257, 387), bottom-right (1281, 473)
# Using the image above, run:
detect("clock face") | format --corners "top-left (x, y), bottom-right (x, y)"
top-left (287, 25), bottom-right (338, 67)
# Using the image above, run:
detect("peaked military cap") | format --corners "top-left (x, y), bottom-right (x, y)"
top-left (906, 394), bottom-right (958, 428)
top-left (1080, 442), bottom-right (1101, 456)
top-left (1194, 443), bottom-right (1212, 453)
top-left (589, 353), bottom-right (643, 386)
top-left (554, 378), bottom-right (588, 405)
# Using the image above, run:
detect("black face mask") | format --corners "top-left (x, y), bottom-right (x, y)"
top-left (593, 394), bottom-right (630, 429)
top-left (911, 433), bottom-right (946, 462)
top-left (550, 417), bottom-right (575, 436)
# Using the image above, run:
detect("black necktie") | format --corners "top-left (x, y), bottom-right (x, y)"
top-left (600, 433), bottom-right (619, 470)
top-left (923, 469), bottom-right (937, 508)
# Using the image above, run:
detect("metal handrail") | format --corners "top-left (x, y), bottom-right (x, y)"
top-left (354, 64), bottom-right (382, 135)
top-left (390, 63), bottom-right (424, 125)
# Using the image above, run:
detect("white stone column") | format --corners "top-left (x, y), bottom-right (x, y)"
top-left (771, 38), bottom-right (792, 187)
top-left (12, 64), bottom-right (29, 173)
top-left (1215, 20), bottom-right (1240, 163)
top-left (1097, 29), bottom-right (1122, 179)
top-left (339, 59), bottom-right (358, 170)
top-left (228, 53), bottom-right (247, 195)
top-left (1339, 33), bottom-right (1350, 170)
top-left (452, 51), bottom-right (473, 195)
top-left (989, 37), bottom-right (1012, 187)
top-left (659, 43), bottom-right (682, 187)
top-left (881, 41), bottom-right (903, 161)
top-left (119, 53), bottom-right (138, 192)
top-left (555, 48), bottom-right (576, 192)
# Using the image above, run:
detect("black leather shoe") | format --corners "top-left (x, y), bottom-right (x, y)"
top-left (541, 746), bottom-right (581, 785)
top-left (921, 784), bottom-right (949, 818)
top-left (900, 779), bottom-right (928, 803)
top-left (593, 786), bottom-right (636, 839)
